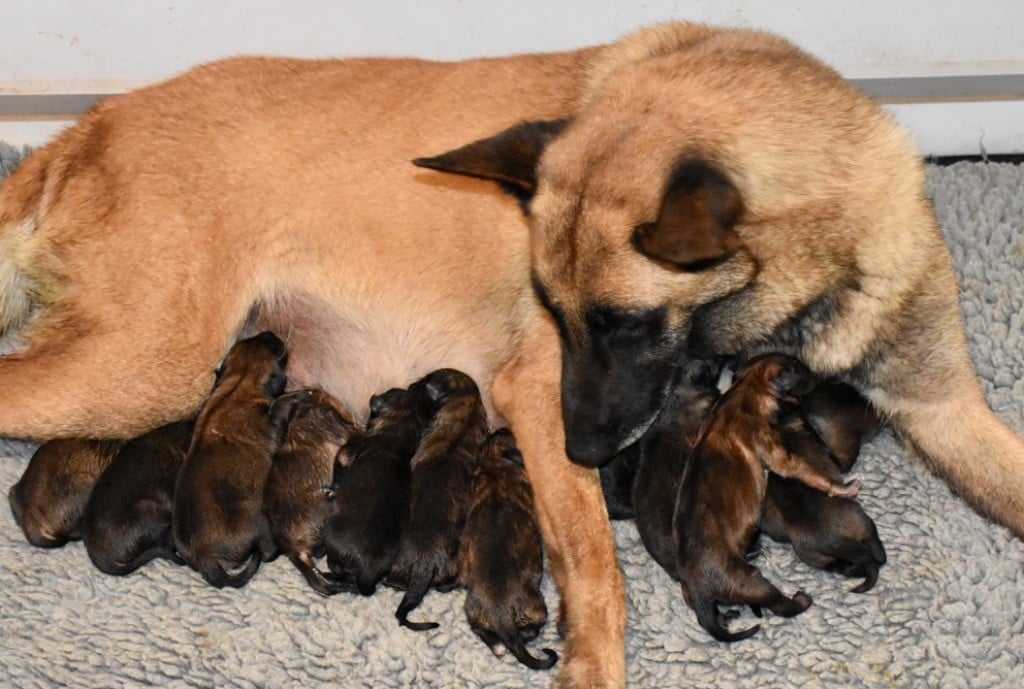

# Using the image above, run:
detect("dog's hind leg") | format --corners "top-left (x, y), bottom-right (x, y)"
top-left (858, 271), bottom-right (1024, 539)
top-left (731, 566), bottom-right (812, 619)
top-left (493, 321), bottom-right (625, 689)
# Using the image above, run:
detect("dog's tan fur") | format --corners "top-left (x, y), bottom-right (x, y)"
top-left (0, 22), bottom-right (1022, 688)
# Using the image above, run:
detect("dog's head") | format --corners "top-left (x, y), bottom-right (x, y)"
top-left (415, 105), bottom-right (757, 466)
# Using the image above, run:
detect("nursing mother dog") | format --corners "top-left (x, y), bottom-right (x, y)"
top-left (1, 21), bottom-right (1022, 688)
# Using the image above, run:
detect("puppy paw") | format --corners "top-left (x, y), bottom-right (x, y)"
top-left (830, 476), bottom-right (863, 498)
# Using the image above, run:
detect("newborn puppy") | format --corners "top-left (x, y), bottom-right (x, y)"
top-left (800, 380), bottom-right (883, 472)
top-left (83, 421), bottom-right (194, 575)
top-left (460, 429), bottom-right (557, 670)
top-left (390, 368), bottom-right (487, 631)
top-left (263, 388), bottom-right (360, 596)
top-left (674, 354), bottom-right (861, 642)
top-left (173, 331), bottom-right (289, 588)
top-left (324, 387), bottom-right (429, 595)
top-left (623, 358), bottom-right (722, 577)
top-left (760, 409), bottom-right (887, 593)
top-left (8, 439), bottom-right (123, 547)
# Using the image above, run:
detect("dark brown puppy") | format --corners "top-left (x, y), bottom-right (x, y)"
top-left (324, 387), bottom-right (429, 595)
top-left (800, 381), bottom-right (884, 472)
top-left (390, 368), bottom-right (488, 631)
top-left (760, 408), bottom-right (886, 593)
top-left (460, 429), bottom-right (557, 670)
top-left (614, 358), bottom-right (722, 577)
top-left (674, 354), bottom-right (861, 642)
top-left (83, 421), bottom-right (194, 575)
top-left (8, 439), bottom-right (123, 547)
top-left (173, 331), bottom-right (289, 588)
top-left (263, 388), bottom-right (360, 596)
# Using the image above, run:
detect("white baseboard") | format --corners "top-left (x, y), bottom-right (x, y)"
top-left (2, 80), bottom-right (1023, 157)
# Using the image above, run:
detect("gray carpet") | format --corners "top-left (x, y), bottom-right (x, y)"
top-left (1, 140), bottom-right (1022, 689)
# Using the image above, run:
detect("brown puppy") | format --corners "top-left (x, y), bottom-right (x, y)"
top-left (800, 381), bottom-right (884, 472)
top-left (323, 387), bottom-right (429, 595)
top-left (3, 22), bottom-right (1024, 687)
top-left (390, 369), bottom-right (488, 631)
top-left (760, 407), bottom-right (887, 593)
top-left (8, 439), bottom-right (122, 547)
top-left (173, 332), bottom-right (289, 588)
top-left (263, 388), bottom-right (360, 595)
top-left (460, 428), bottom-right (557, 670)
top-left (83, 421), bottom-right (193, 575)
top-left (674, 354), bottom-right (860, 642)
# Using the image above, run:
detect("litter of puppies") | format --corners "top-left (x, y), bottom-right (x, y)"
top-left (6, 332), bottom-right (890, 669)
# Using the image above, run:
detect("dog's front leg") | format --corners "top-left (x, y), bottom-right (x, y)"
top-left (493, 319), bottom-right (626, 689)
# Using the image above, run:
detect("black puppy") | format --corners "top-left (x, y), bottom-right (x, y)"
top-left (8, 439), bottom-right (123, 547)
top-left (323, 387), bottom-right (429, 595)
top-left (263, 388), bottom-right (360, 595)
top-left (800, 380), bottom-right (883, 472)
top-left (675, 354), bottom-right (861, 642)
top-left (459, 429), bottom-right (557, 670)
top-left (83, 421), bottom-right (194, 575)
top-left (624, 358), bottom-right (722, 577)
top-left (390, 368), bottom-right (487, 631)
top-left (173, 332), bottom-right (290, 588)
top-left (760, 393), bottom-right (887, 592)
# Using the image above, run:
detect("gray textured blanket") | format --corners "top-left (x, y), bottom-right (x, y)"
top-left (1, 141), bottom-right (1022, 688)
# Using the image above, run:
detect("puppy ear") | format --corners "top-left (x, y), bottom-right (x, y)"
top-left (269, 391), bottom-right (305, 433)
top-left (633, 160), bottom-right (745, 271)
top-left (772, 362), bottom-right (816, 400)
top-left (413, 119), bottom-right (569, 206)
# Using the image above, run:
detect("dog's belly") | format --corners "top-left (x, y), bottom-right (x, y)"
top-left (248, 290), bottom-right (523, 424)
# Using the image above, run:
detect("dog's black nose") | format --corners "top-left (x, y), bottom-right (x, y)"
top-left (564, 432), bottom-right (617, 468)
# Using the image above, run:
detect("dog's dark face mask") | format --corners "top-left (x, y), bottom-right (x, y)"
top-left (413, 120), bottom-right (756, 467)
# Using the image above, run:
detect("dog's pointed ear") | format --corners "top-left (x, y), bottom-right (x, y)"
top-left (633, 160), bottom-right (746, 271)
top-left (413, 119), bottom-right (569, 202)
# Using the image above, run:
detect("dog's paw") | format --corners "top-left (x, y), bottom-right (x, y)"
top-left (552, 650), bottom-right (624, 689)
top-left (829, 476), bottom-right (863, 498)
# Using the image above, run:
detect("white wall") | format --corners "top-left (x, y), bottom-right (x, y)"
top-left (2, 1), bottom-right (1023, 154)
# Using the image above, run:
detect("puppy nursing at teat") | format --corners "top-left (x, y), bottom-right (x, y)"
top-left (173, 332), bottom-right (290, 588)
top-left (263, 388), bottom-right (361, 596)
top-left (389, 369), bottom-right (488, 631)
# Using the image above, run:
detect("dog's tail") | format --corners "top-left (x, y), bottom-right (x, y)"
top-left (503, 634), bottom-right (558, 671)
top-left (0, 144), bottom-right (65, 350)
top-left (201, 550), bottom-right (262, 589)
top-left (395, 567), bottom-right (439, 631)
top-left (691, 596), bottom-right (760, 643)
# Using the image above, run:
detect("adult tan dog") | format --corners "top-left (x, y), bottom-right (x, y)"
top-left (0, 21), bottom-right (1022, 688)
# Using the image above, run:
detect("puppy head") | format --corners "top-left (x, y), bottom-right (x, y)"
top-left (367, 387), bottom-right (428, 430)
top-left (479, 428), bottom-right (524, 467)
top-left (732, 354), bottom-right (815, 415)
top-left (410, 368), bottom-right (481, 409)
top-left (215, 331), bottom-right (288, 398)
top-left (414, 85), bottom-right (757, 467)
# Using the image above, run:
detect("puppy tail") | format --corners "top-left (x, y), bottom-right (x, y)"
top-left (395, 569), bottom-right (439, 632)
top-left (504, 635), bottom-right (558, 670)
top-left (203, 550), bottom-right (262, 589)
top-left (849, 562), bottom-right (880, 594)
top-left (692, 598), bottom-right (760, 643)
